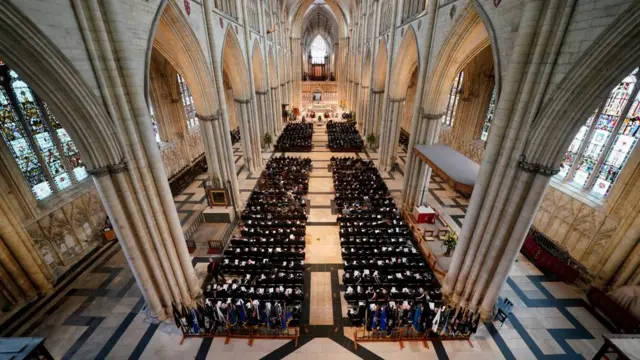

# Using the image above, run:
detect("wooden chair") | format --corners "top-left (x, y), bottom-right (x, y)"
top-left (423, 229), bottom-right (436, 241)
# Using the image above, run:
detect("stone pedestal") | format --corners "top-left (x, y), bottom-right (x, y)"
top-left (203, 207), bottom-right (234, 223)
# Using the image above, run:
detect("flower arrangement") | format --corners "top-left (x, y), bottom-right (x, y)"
top-left (366, 133), bottom-right (377, 149)
top-left (263, 133), bottom-right (273, 149)
top-left (441, 230), bottom-right (458, 257)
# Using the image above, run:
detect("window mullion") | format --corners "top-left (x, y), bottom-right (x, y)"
top-left (585, 83), bottom-right (640, 190)
top-left (36, 98), bottom-right (77, 184)
top-left (565, 101), bottom-right (607, 181)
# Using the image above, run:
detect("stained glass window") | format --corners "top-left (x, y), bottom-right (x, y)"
top-left (310, 35), bottom-right (328, 65)
top-left (556, 67), bottom-right (640, 197)
top-left (149, 103), bottom-right (160, 143)
top-left (443, 71), bottom-right (464, 127)
top-left (481, 86), bottom-right (496, 142)
top-left (177, 74), bottom-right (197, 129)
top-left (0, 65), bottom-right (86, 200)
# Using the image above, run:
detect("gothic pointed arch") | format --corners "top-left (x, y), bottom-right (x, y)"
top-left (388, 26), bottom-right (419, 100)
top-left (222, 27), bottom-right (251, 100)
top-left (372, 40), bottom-right (388, 92)
top-left (150, 0), bottom-right (218, 116)
top-left (422, 3), bottom-right (497, 115)
top-left (0, 1), bottom-right (123, 170)
top-left (252, 40), bottom-right (268, 93)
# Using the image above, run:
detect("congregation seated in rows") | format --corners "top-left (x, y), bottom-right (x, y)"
top-left (275, 123), bottom-right (313, 152)
top-left (331, 156), bottom-right (443, 327)
top-left (327, 121), bottom-right (364, 152)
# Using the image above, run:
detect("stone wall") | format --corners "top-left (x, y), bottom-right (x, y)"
top-left (438, 127), bottom-right (486, 164)
top-left (533, 187), bottom-right (620, 275)
top-left (25, 189), bottom-right (107, 278)
top-left (161, 130), bottom-right (205, 179)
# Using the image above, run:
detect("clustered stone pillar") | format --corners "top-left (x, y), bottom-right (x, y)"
top-left (0, 195), bottom-right (53, 304)
top-left (196, 110), bottom-right (237, 192)
top-left (255, 91), bottom-right (270, 139)
top-left (359, 86), bottom-right (370, 135)
top-left (442, 0), bottom-right (555, 318)
top-left (271, 86), bottom-right (281, 134)
top-left (401, 111), bottom-right (443, 210)
top-left (91, 164), bottom-right (199, 319)
top-left (366, 89), bottom-right (384, 144)
top-left (235, 98), bottom-right (263, 173)
top-left (378, 98), bottom-right (405, 170)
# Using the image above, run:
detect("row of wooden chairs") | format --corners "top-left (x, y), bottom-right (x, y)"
top-left (422, 227), bottom-right (451, 242)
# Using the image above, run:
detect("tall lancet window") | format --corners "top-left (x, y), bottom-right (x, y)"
top-left (177, 74), bottom-right (197, 129)
top-left (443, 71), bottom-right (464, 127)
top-left (0, 64), bottom-right (87, 201)
top-left (557, 67), bottom-right (640, 197)
top-left (310, 35), bottom-right (328, 65)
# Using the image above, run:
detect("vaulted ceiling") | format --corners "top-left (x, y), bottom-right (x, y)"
top-left (301, 5), bottom-right (338, 50)
top-left (286, 0), bottom-right (352, 54)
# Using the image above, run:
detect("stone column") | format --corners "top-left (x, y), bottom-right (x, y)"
top-left (402, 111), bottom-right (443, 210)
top-left (195, 111), bottom-right (224, 187)
top-left (91, 166), bottom-right (172, 318)
top-left (0, 194), bottom-right (53, 302)
top-left (369, 90), bottom-right (384, 143)
top-left (399, 0), bottom-right (438, 210)
top-left (204, 0), bottom-right (242, 208)
top-left (271, 86), bottom-right (281, 134)
top-left (376, 0), bottom-right (400, 169)
top-left (360, 86), bottom-right (370, 135)
top-left (379, 98), bottom-right (405, 170)
top-left (236, 98), bottom-right (262, 173)
top-left (442, 0), bottom-right (552, 318)
top-left (255, 91), bottom-right (269, 140)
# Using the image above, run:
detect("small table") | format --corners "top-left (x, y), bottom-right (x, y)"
top-left (414, 206), bottom-right (437, 224)
top-left (0, 337), bottom-right (54, 360)
top-left (593, 334), bottom-right (640, 360)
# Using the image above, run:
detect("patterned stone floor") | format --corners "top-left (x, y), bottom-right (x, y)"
top-left (2, 121), bottom-right (613, 359)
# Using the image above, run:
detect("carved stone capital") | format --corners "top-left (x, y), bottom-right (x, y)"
top-left (234, 98), bottom-right (251, 104)
top-left (87, 166), bottom-right (109, 178)
top-left (271, 86), bottom-right (278, 90)
top-left (108, 162), bottom-right (127, 174)
top-left (423, 111), bottom-right (447, 120)
top-left (196, 110), bottom-right (222, 122)
top-left (518, 155), bottom-right (560, 176)
top-left (371, 89), bottom-right (384, 94)
top-left (389, 97), bottom-right (406, 103)
top-left (255, 90), bottom-right (268, 95)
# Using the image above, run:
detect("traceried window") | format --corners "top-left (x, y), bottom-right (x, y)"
top-left (556, 67), bottom-right (640, 197)
top-left (0, 64), bottom-right (87, 201)
top-left (443, 71), bottom-right (464, 127)
top-left (310, 35), bottom-right (328, 65)
top-left (177, 74), bottom-right (197, 129)
top-left (481, 86), bottom-right (496, 141)
top-left (149, 103), bottom-right (160, 143)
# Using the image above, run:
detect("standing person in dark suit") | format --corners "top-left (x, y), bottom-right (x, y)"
top-left (207, 258), bottom-right (225, 283)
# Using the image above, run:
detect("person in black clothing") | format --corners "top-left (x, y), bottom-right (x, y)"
top-left (207, 258), bottom-right (225, 283)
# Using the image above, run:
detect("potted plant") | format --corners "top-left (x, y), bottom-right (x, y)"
top-left (366, 133), bottom-right (377, 149)
top-left (442, 231), bottom-right (458, 257)
top-left (263, 133), bottom-right (273, 150)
